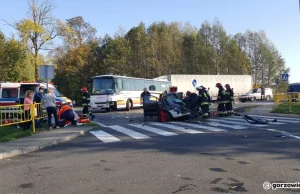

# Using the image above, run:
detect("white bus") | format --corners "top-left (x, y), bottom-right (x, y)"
top-left (89, 75), bottom-right (171, 111)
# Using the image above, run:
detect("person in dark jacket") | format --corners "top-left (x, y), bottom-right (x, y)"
top-left (216, 83), bottom-right (228, 117)
top-left (224, 84), bottom-right (234, 116)
top-left (33, 87), bottom-right (44, 128)
top-left (140, 88), bottom-right (150, 105)
top-left (201, 85), bottom-right (212, 103)
top-left (196, 86), bottom-right (210, 118)
top-left (81, 87), bottom-right (95, 120)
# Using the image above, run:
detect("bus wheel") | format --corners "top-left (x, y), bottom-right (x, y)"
top-left (126, 100), bottom-right (132, 111)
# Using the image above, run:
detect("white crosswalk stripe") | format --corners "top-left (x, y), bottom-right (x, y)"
top-left (207, 118), bottom-right (268, 127)
top-left (89, 115), bottom-right (299, 143)
top-left (107, 125), bottom-right (150, 139)
top-left (128, 124), bottom-right (177, 136)
top-left (90, 130), bottom-right (121, 143)
top-left (148, 122), bottom-right (205, 134)
top-left (222, 117), bottom-right (286, 125)
top-left (203, 121), bottom-right (248, 129)
top-left (248, 115), bottom-right (300, 122)
top-left (172, 122), bottom-right (227, 132)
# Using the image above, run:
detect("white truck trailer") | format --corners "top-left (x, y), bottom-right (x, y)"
top-left (154, 75), bottom-right (252, 100)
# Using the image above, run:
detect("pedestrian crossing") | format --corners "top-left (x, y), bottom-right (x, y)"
top-left (89, 115), bottom-right (300, 143)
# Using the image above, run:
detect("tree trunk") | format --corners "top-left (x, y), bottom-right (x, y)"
top-left (34, 50), bottom-right (39, 81)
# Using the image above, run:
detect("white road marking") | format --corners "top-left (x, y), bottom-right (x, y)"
top-left (148, 122), bottom-right (205, 134)
top-left (108, 125), bottom-right (150, 139)
top-left (172, 122), bottom-right (227, 132)
top-left (222, 117), bottom-right (286, 125)
top-left (128, 124), bottom-right (177, 136)
top-left (208, 118), bottom-right (268, 127)
top-left (203, 121), bottom-right (248, 129)
top-left (91, 121), bottom-right (108, 127)
top-left (90, 130), bottom-right (121, 143)
top-left (248, 115), bottom-right (300, 122)
top-left (265, 129), bottom-right (300, 140)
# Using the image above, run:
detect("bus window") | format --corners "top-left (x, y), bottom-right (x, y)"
top-left (92, 78), bottom-right (115, 94)
top-left (123, 79), bottom-right (135, 91)
top-left (135, 80), bottom-right (144, 91)
top-left (149, 85), bottom-right (156, 91)
top-left (116, 78), bottom-right (122, 89)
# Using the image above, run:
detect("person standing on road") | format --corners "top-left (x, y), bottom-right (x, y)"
top-left (33, 87), bottom-right (44, 128)
top-left (201, 85), bottom-right (212, 103)
top-left (224, 84), bottom-right (234, 116)
top-left (42, 88), bottom-right (59, 130)
top-left (81, 87), bottom-right (95, 120)
top-left (140, 88), bottom-right (150, 105)
top-left (23, 90), bottom-right (34, 131)
top-left (196, 86), bottom-right (210, 118)
top-left (216, 83), bottom-right (228, 117)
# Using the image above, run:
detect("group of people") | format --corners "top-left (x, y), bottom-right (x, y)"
top-left (22, 86), bottom-right (95, 131)
top-left (183, 83), bottom-right (234, 118)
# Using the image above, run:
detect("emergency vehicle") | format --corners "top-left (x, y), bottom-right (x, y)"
top-left (0, 82), bottom-right (72, 107)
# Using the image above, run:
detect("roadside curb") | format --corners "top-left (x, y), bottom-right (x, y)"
top-left (0, 127), bottom-right (94, 160)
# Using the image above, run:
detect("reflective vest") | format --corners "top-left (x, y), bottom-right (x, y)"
top-left (82, 92), bottom-right (90, 106)
top-left (217, 87), bottom-right (229, 104)
top-left (198, 90), bottom-right (210, 106)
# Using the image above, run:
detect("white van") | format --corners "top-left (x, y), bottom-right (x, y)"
top-left (0, 82), bottom-right (72, 107)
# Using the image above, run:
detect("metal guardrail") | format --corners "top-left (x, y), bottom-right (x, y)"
top-left (0, 103), bottom-right (47, 133)
top-left (273, 93), bottom-right (300, 112)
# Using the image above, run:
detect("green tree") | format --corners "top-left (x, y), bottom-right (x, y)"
top-left (7, 0), bottom-right (58, 80)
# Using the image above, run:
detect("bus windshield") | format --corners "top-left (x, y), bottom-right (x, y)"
top-left (92, 78), bottom-right (115, 95)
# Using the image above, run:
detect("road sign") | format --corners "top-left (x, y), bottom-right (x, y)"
top-left (281, 74), bottom-right (289, 82)
top-left (192, 79), bottom-right (197, 87)
top-left (275, 78), bottom-right (280, 85)
top-left (40, 65), bottom-right (54, 79)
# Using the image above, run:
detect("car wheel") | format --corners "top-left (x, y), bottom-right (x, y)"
top-left (266, 95), bottom-right (271, 101)
top-left (126, 99), bottom-right (132, 111)
top-left (250, 97), bottom-right (255, 102)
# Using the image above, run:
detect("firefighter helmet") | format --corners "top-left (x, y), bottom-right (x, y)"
top-left (225, 84), bottom-right (231, 88)
top-left (169, 86), bottom-right (178, 92)
top-left (81, 87), bottom-right (87, 92)
top-left (216, 83), bottom-right (222, 87)
top-left (200, 85), bottom-right (206, 90)
top-left (196, 86), bottom-right (202, 90)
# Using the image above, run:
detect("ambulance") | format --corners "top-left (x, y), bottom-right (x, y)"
top-left (0, 82), bottom-right (72, 107)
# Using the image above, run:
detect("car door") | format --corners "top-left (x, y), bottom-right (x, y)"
top-left (143, 95), bottom-right (159, 117)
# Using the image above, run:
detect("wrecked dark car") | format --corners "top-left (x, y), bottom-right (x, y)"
top-left (143, 92), bottom-right (190, 121)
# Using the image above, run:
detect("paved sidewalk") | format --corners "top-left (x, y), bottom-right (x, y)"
top-left (0, 126), bottom-right (95, 160)
top-left (246, 103), bottom-right (300, 118)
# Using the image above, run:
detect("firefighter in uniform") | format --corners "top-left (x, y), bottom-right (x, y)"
top-left (201, 86), bottom-right (212, 103)
top-left (196, 86), bottom-right (210, 118)
top-left (225, 84), bottom-right (234, 116)
top-left (81, 87), bottom-right (95, 120)
top-left (216, 83), bottom-right (228, 116)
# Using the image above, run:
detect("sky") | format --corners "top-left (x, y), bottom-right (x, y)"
top-left (0, 0), bottom-right (299, 82)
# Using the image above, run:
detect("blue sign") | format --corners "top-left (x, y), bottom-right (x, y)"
top-left (192, 79), bottom-right (197, 87)
top-left (281, 74), bottom-right (289, 82)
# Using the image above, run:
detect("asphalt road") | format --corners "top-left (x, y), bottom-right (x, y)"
top-left (1, 102), bottom-right (300, 194)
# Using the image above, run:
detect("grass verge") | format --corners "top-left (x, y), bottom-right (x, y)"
top-left (272, 103), bottom-right (300, 115)
top-left (0, 126), bottom-right (33, 142)
top-left (86, 122), bottom-right (99, 126)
